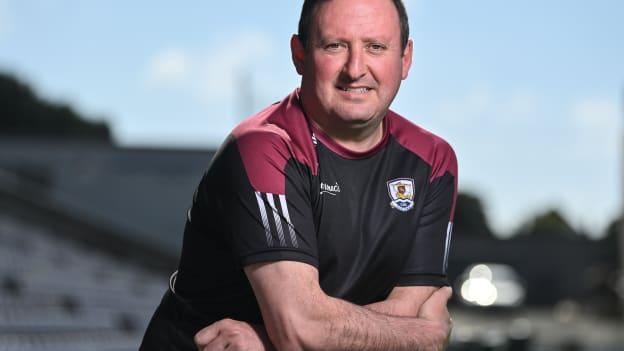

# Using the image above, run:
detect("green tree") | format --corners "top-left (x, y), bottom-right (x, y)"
top-left (600, 216), bottom-right (621, 263)
top-left (453, 192), bottom-right (496, 238)
top-left (513, 209), bottom-right (579, 239)
top-left (603, 216), bottom-right (621, 241)
top-left (0, 72), bottom-right (111, 142)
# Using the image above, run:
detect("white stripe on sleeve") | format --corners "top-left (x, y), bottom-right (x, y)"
top-left (266, 193), bottom-right (286, 246)
top-left (279, 194), bottom-right (298, 248)
top-left (255, 191), bottom-right (274, 247)
top-left (443, 221), bottom-right (453, 272)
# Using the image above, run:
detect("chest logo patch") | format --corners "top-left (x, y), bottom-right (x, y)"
top-left (387, 178), bottom-right (415, 212)
top-left (320, 181), bottom-right (341, 196)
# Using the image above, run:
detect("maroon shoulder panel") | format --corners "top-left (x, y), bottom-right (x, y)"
top-left (387, 111), bottom-right (459, 218)
top-left (387, 111), bottom-right (458, 181)
top-left (231, 90), bottom-right (318, 195)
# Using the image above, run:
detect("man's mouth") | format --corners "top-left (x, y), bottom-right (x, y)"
top-left (339, 87), bottom-right (371, 94)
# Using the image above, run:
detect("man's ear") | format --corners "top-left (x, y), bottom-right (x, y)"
top-left (401, 39), bottom-right (413, 80)
top-left (291, 34), bottom-right (305, 75)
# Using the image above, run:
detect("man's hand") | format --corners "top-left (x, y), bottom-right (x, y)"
top-left (417, 287), bottom-right (453, 348)
top-left (365, 286), bottom-right (438, 317)
top-left (194, 318), bottom-right (274, 351)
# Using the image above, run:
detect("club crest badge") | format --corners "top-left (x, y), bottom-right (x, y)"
top-left (387, 178), bottom-right (415, 212)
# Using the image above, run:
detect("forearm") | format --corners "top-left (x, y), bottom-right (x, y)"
top-left (365, 299), bottom-right (409, 316)
top-left (365, 286), bottom-right (437, 317)
top-left (300, 295), bottom-right (446, 351)
top-left (218, 299), bottom-right (445, 351)
top-left (233, 296), bottom-right (428, 351)
top-left (251, 323), bottom-right (277, 351)
top-left (247, 297), bottom-right (435, 351)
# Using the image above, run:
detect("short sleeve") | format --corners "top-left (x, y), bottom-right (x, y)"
top-left (202, 133), bottom-right (318, 268)
top-left (397, 145), bottom-right (458, 287)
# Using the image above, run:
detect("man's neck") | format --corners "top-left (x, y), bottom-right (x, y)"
top-left (297, 88), bottom-right (386, 153)
top-left (311, 119), bottom-right (384, 153)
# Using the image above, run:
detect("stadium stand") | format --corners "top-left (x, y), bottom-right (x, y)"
top-left (0, 214), bottom-right (165, 351)
top-left (0, 139), bottom-right (215, 350)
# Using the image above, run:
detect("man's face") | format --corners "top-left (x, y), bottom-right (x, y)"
top-left (293, 0), bottom-right (412, 131)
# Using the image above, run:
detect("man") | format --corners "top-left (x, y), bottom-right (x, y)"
top-left (140, 0), bottom-right (457, 350)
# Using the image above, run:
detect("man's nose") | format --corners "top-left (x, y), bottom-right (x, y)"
top-left (343, 49), bottom-right (366, 80)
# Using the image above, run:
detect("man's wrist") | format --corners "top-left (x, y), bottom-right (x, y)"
top-left (250, 324), bottom-right (277, 351)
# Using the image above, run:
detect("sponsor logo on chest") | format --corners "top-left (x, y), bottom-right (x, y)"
top-left (320, 181), bottom-right (341, 196)
top-left (387, 178), bottom-right (415, 212)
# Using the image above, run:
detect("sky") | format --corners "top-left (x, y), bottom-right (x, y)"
top-left (0, 0), bottom-right (622, 237)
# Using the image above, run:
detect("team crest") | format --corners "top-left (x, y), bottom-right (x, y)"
top-left (387, 178), bottom-right (415, 212)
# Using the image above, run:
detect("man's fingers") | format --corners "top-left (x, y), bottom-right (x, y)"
top-left (418, 286), bottom-right (452, 321)
top-left (195, 319), bottom-right (267, 351)
top-left (201, 333), bottom-right (230, 351)
top-left (194, 321), bottom-right (222, 347)
top-left (427, 286), bottom-right (453, 305)
top-left (439, 286), bottom-right (453, 301)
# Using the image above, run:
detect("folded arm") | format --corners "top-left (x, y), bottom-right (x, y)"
top-left (219, 260), bottom-right (451, 351)
top-left (195, 275), bottom-right (443, 351)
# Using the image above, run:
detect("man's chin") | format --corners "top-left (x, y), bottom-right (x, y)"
top-left (331, 110), bottom-right (381, 127)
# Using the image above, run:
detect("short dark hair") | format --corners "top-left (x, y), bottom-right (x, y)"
top-left (297, 0), bottom-right (410, 51)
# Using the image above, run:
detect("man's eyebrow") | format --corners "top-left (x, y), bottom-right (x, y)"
top-left (316, 36), bottom-right (345, 43)
top-left (316, 36), bottom-right (392, 44)
top-left (362, 37), bottom-right (391, 44)
top-left (367, 33), bottom-right (399, 42)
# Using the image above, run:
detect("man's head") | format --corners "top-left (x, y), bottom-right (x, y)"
top-left (297, 0), bottom-right (410, 52)
top-left (291, 0), bottom-right (413, 141)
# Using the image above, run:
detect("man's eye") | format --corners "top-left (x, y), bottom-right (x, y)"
top-left (325, 43), bottom-right (343, 50)
top-left (369, 43), bottom-right (387, 51)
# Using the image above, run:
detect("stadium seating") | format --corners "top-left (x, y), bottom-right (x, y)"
top-left (0, 215), bottom-right (167, 351)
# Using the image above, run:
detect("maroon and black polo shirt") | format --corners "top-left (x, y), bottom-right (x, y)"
top-left (140, 89), bottom-right (458, 350)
